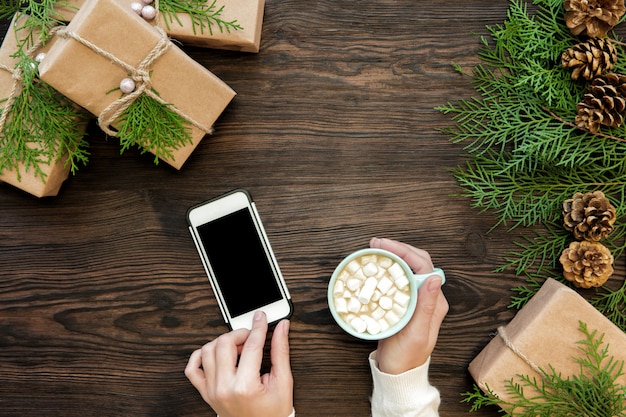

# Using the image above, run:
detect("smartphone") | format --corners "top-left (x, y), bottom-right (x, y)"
top-left (187, 189), bottom-right (292, 330)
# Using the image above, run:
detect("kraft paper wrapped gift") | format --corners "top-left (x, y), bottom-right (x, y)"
top-left (468, 278), bottom-right (626, 405)
top-left (39, 0), bottom-right (236, 170)
top-left (58, 0), bottom-right (265, 53)
top-left (0, 15), bottom-right (88, 197)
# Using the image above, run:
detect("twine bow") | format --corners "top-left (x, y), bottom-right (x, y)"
top-left (55, 25), bottom-right (213, 136)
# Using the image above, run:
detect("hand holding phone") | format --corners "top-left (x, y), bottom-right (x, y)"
top-left (187, 189), bottom-right (293, 330)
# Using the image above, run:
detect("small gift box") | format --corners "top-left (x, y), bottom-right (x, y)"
top-left (58, 0), bottom-right (265, 53)
top-left (468, 278), bottom-right (626, 407)
top-left (0, 14), bottom-right (89, 197)
top-left (39, 0), bottom-right (236, 169)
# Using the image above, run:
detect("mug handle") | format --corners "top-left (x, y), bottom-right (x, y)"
top-left (412, 268), bottom-right (446, 288)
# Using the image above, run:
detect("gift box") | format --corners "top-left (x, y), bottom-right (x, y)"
top-left (468, 278), bottom-right (626, 406)
top-left (39, 0), bottom-right (236, 170)
top-left (0, 15), bottom-right (88, 197)
top-left (58, 0), bottom-right (265, 53)
top-left (152, 0), bottom-right (265, 53)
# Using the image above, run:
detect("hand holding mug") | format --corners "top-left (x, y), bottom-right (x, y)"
top-left (369, 238), bottom-right (449, 374)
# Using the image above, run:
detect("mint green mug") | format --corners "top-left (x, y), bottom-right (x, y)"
top-left (327, 248), bottom-right (445, 340)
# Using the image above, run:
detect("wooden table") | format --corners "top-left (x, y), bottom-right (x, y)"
top-left (0, 1), bottom-right (526, 415)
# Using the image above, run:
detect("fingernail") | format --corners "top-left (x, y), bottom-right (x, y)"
top-left (254, 311), bottom-right (265, 321)
top-left (428, 276), bottom-right (442, 292)
top-left (370, 237), bottom-right (381, 247)
top-left (283, 319), bottom-right (291, 335)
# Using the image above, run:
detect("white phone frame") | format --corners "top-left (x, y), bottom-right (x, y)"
top-left (187, 189), bottom-right (292, 330)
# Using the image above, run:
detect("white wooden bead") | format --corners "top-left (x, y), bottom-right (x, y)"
top-left (130, 1), bottom-right (143, 14)
top-left (141, 5), bottom-right (157, 20)
top-left (119, 78), bottom-right (136, 94)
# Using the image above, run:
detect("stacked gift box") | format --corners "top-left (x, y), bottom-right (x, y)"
top-left (0, 0), bottom-right (265, 197)
top-left (468, 278), bottom-right (626, 414)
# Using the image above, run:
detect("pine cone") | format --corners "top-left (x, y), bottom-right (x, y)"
top-left (559, 240), bottom-right (614, 288)
top-left (575, 73), bottom-right (626, 133)
top-left (564, 0), bottom-right (626, 38)
top-left (562, 38), bottom-right (617, 81)
top-left (563, 191), bottom-right (616, 240)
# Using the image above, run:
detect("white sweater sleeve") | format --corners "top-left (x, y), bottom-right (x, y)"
top-left (369, 351), bottom-right (440, 417)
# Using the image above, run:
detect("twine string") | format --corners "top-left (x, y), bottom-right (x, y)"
top-left (497, 326), bottom-right (543, 375)
top-left (56, 25), bottom-right (213, 136)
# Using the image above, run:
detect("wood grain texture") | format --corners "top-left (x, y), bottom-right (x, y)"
top-left (0, 0), bottom-right (536, 415)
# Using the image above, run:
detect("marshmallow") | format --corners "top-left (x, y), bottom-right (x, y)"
top-left (350, 317), bottom-right (367, 333)
top-left (334, 297), bottom-right (348, 313)
top-left (365, 317), bottom-right (381, 335)
top-left (378, 296), bottom-right (393, 310)
top-left (338, 271), bottom-right (350, 282)
top-left (347, 297), bottom-right (361, 313)
top-left (362, 262), bottom-right (378, 277)
top-left (385, 310), bottom-right (400, 326)
top-left (372, 290), bottom-right (382, 302)
top-left (376, 276), bottom-right (394, 294)
top-left (388, 262), bottom-right (405, 279)
top-left (379, 317), bottom-right (390, 332)
top-left (357, 277), bottom-right (378, 304)
top-left (333, 280), bottom-right (345, 295)
top-left (346, 260), bottom-right (361, 274)
top-left (395, 275), bottom-right (410, 290)
top-left (379, 256), bottom-right (392, 268)
top-left (372, 306), bottom-right (386, 320)
top-left (347, 278), bottom-right (361, 292)
top-left (393, 303), bottom-right (407, 317)
top-left (393, 291), bottom-right (411, 308)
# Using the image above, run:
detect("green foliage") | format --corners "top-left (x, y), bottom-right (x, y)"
top-left (0, 53), bottom-right (89, 181)
top-left (159, 0), bottom-right (242, 35)
top-left (437, 0), bottom-right (626, 329)
top-left (462, 322), bottom-right (626, 416)
top-left (115, 93), bottom-right (192, 165)
top-left (0, 0), bottom-right (70, 48)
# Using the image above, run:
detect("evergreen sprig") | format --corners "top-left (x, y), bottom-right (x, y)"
top-left (0, 0), bottom-right (69, 49)
top-left (159, 0), bottom-right (242, 36)
top-left (114, 93), bottom-right (192, 165)
top-left (462, 322), bottom-right (626, 416)
top-left (0, 52), bottom-right (89, 181)
top-left (437, 0), bottom-right (626, 329)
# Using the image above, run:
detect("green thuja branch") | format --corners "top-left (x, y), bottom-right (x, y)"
top-left (0, 53), bottom-right (89, 181)
top-left (0, 0), bottom-right (69, 49)
top-left (115, 93), bottom-right (192, 165)
top-left (438, 0), bottom-right (626, 328)
top-left (590, 282), bottom-right (626, 332)
top-left (462, 322), bottom-right (626, 416)
top-left (159, 0), bottom-right (242, 35)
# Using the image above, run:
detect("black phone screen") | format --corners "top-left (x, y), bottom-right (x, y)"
top-left (196, 208), bottom-right (283, 317)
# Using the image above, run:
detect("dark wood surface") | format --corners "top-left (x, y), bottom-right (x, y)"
top-left (0, 1), bottom-right (527, 415)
